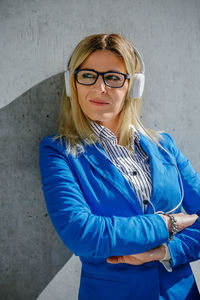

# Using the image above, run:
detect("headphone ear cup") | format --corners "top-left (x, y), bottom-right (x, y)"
top-left (129, 73), bottom-right (145, 99)
top-left (64, 71), bottom-right (71, 97)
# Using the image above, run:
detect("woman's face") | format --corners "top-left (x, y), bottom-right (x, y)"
top-left (76, 50), bottom-right (129, 133)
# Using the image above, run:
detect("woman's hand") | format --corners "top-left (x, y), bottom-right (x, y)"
top-left (107, 245), bottom-right (166, 265)
top-left (166, 213), bottom-right (198, 232)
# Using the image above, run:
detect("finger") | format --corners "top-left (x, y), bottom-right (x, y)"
top-left (106, 256), bottom-right (119, 264)
top-left (192, 214), bottom-right (198, 221)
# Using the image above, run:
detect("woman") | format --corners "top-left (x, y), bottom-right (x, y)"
top-left (39, 33), bottom-right (200, 299)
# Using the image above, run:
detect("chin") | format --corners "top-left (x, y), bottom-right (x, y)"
top-left (88, 115), bottom-right (113, 124)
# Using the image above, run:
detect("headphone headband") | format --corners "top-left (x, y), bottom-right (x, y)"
top-left (132, 46), bottom-right (145, 74)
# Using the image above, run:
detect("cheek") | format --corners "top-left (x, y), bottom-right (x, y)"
top-left (115, 88), bottom-right (128, 108)
top-left (76, 86), bottom-right (87, 109)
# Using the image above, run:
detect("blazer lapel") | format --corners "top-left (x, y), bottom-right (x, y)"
top-left (82, 142), bottom-right (143, 215)
top-left (139, 133), bottom-right (169, 214)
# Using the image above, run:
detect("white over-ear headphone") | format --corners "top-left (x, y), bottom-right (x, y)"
top-left (64, 45), bottom-right (145, 99)
top-left (129, 47), bottom-right (145, 99)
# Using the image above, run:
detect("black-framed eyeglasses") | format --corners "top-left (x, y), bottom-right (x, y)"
top-left (74, 68), bottom-right (130, 88)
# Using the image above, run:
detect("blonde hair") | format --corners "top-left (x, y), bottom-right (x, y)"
top-left (54, 33), bottom-right (162, 155)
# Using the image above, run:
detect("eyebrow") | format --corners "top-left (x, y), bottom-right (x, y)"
top-left (79, 68), bottom-right (125, 73)
top-left (107, 69), bottom-right (122, 73)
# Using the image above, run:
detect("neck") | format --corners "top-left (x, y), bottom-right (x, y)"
top-left (99, 118), bottom-right (119, 141)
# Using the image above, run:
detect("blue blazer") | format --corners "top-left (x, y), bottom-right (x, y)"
top-left (39, 132), bottom-right (200, 300)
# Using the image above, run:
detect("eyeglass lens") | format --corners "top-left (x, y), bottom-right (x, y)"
top-left (76, 70), bottom-right (125, 87)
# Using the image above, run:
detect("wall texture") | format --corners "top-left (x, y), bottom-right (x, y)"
top-left (0, 0), bottom-right (199, 299)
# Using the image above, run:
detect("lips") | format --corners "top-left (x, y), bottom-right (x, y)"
top-left (89, 99), bottom-right (109, 105)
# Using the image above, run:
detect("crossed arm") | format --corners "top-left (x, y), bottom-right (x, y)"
top-left (107, 213), bottom-right (199, 265)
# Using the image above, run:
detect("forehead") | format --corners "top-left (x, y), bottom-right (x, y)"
top-left (80, 50), bottom-right (127, 72)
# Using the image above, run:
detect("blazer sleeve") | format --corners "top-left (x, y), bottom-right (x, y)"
top-left (39, 136), bottom-right (169, 258)
top-left (162, 133), bottom-right (200, 267)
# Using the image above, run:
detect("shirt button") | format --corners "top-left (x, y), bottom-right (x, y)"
top-left (143, 200), bottom-right (149, 205)
top-left (132, 171), bottom-right (137, 176)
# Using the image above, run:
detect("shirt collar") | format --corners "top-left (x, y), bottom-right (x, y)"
top-left (90, 122), bottom-right (117, 144)
top-left (130, 125), bottom-right (140, 147)
top-left (90, 122), bottom-right (140, 147)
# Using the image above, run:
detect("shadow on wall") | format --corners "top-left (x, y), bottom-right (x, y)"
top-left (0, 73), bottom-right (72, 300)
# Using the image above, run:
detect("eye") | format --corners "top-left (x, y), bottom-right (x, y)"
top-left (81, 72), bottom-right (96, 79)
top-left (105, 74), bottom-right (121, 81)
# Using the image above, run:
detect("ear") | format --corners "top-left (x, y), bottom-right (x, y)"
top-left (129, 73), bottom-right (145, 99)
top-left (64, 71), bottom-right (71, 97)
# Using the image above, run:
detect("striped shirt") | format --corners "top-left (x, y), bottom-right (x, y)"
top-left (90, 122), bottom-right (152, 212)
top-left (91, 122), bottom-right (172, 270)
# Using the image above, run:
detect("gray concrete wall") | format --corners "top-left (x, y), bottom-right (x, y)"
top-left (0, 1), bottom-right (199, 299)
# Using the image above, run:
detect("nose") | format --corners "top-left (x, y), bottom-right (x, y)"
top-left (92, 75), bottom-right (106, 92)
